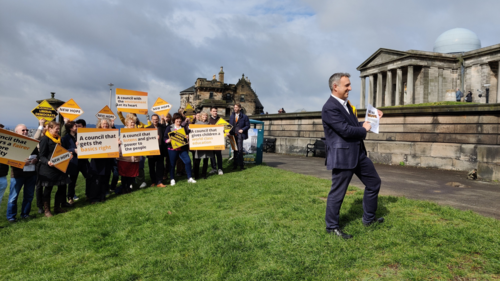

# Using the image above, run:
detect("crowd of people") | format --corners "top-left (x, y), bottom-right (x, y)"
top-left (0, 104), bottom-right (250, 223)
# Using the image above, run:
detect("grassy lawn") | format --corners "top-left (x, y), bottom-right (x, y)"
top-left (1, 160), bottom-right (500, 280)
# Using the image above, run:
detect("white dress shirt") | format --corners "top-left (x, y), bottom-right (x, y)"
top-left (331, 94), bottom-right (350, 114)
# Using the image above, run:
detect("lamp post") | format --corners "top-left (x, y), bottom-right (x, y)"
top-left (108, 83), bottom-right (114, 108)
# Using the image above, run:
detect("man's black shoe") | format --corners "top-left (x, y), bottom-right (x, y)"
top-left (240, 167), bottom-right (247, 171)
top-left (363, 217), bottom-right (384, 227)
top-left (62, 202), bottom-right (74, 208)
top-left (326, 228), bottom-right (352, 239)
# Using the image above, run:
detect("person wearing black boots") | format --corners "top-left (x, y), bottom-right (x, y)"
top-left (38, 121), bottom-right (72, 217)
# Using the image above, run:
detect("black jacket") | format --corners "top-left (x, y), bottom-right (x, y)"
top-left (163, 124), bottom-right (190, 151)
top-left (38, 136), bottom-right (68, 183)
top-left (0, 163), bottom-right (9, 178)
top-left (61, 133), bottom-right (79, 175)
top-left (147, 123), bottom-right (167, 156)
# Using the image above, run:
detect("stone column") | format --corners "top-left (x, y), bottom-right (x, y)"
top-left (406, 66), bottom-right (414, 105)
top-left (360, 77), bottom-right (366, 109)
top-left (369, 75), bottom-right (374, 106)
top-left (395, 68), bottom-right (402, 105)
top-left (497, 62), bottom-right (500, 103)
top-left (385, 70), bottom-right (393, 106)
top-left (438, 68), bottom-right (443, 102)
top-left (376, 72), bottom-right (383, 107)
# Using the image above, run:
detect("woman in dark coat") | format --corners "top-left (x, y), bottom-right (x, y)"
top-left (38, 121), bottom-right (72, 217)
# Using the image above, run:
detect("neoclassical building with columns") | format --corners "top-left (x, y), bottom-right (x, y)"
top-left (357, 28), bottom-right (500, 109)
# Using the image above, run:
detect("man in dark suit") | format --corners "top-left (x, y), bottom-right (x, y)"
top-left (228, 103), bottom-right (250, 170)
top-left (322, 72), bottom-right (384, 239)
top-left (147, 114), bottom-right (167, 187)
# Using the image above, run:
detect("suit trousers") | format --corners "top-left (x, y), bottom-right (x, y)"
top-left (325, 150), bottom-right (381, 229)
top-left (148, 155), bottom-right (165, 185)
top-left (233, 134), bottom-right (245, 168)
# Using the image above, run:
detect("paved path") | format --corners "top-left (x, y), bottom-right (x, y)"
top-left (263, 153), bottom-right (500, 220)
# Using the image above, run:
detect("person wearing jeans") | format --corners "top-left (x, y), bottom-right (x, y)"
top-left (0, 164), bottom-right (8, 206)
top-left (6, 124), bottom-right (39, 222)
top-left (164, 113), bottom-right (196, 186)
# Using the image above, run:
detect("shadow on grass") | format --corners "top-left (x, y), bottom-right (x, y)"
top-left (340, 196), bottom-right (398, 226)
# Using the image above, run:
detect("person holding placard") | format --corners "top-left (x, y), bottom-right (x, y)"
top-left (208, 107), bottom-right (224, 175)
top-left (116, 116), bottom-right (140, 194)
top-left (88, 118), bottom-right (117, 204)
top-left (6, 124), bottom-right (39, 222)
top-left (164, 113), bottom-right (196, 186)
top-left (193, 112), bottom-right (213, 180)
top-left (161, 113), bottom-right (172, 180)
top-left (0, 124), bottom-right (8, 209)
top-left (147, 114), bottom-right (166, 187)
top-left (38, 121), bottom-right (72, 217)
top-left (118, 111), bottom-right (149, 188)
top-left (61, 121), bottom-right (90, 205)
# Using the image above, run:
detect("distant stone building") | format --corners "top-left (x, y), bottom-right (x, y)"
top-left (357, 28), bottom-right (500, 108)
top-left (179, 67), bottom-right (264, 117)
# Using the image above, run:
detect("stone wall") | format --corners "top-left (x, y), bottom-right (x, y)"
top-left (251, 104), bottom-right (500, 181)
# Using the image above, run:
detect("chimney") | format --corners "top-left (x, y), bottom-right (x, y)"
top-left (219, 66), bottom-right (224, 84)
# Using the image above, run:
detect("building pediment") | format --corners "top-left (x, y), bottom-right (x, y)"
top-left (357, 48), bottom-right (408, 70)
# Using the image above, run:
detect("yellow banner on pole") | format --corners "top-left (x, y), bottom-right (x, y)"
top-left (168, 128), bottom-right (188, 149)
top-left (31, 100), bottom-right (58, 122)
top-left (215, 118), bottom-right (233, 135)
top-left (96, 105), bottom-right (117, 120)
top-left (57, 99), bottom-right (84, 121)
top-left (151, 97), bottom-right (172, 117)
top-left (50, 144), bottom-right (72, 173)
top-left (184, 103), bottom-right (195, 120)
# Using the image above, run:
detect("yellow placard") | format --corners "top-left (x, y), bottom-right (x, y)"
top-left (228, 135), bottom-right (237, 151)
top-left (96, 105), bottom-right (117, 120)
top-left (0, 128), bottom-right (40, 168)
top-left (188, 125), bottom-right (225, 150)
top-left (50, 144), bottom-right (71, 173)
top-left (168, 128), bottom-right (188, 149)
top-left (215, 118), bottom-right (233, 135)
top-left (31, 100), bottom-right (58, 122)
top-left (76, 128), bottom-right (120, 159)
top-left (184, 103), bottom-right (195, 120)
top-left (57, 99), bottom-right (84, 121)
top-left (116, 88), bottom-right (148, 115)
top-left (120, 128), bottom-right (160, 157)
top-left (151, 97), bottom-right (172, 117)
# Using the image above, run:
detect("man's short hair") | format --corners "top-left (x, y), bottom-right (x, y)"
top-left (234, 103), bottom-right (241, 108)
top-left (65, 121), bottom-right (76, 132)
top-left (210, 106), bottom-right (218, 111)
top-left (0, 124), bottom-right (4, 129)
top-left (329, 73), bottom-right (351, 92)
top-left (151, 113), bottom-right (160, 120)
top-left (15, 124), bottom-right (27, 133)
top-left (75, 119), bottom-right (86, 127)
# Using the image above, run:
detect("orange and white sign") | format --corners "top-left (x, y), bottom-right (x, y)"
top-left (96, 105), bottom-right (117, 120)
top-left (0, 128), bottom-right (39, 168)
top-left (76, 128), bottom-right (119, 159)
top-left (57, 99), bottom-right (84, 121)
top-left (116, 88), bottom-right (148, 115)
top-left (50, 144), bottom-right (71, 173)
top-left (151, 98), bottom-right (172, 117)
top-left (188, 125), bottom-right (225, 150)
top-left (120, 128), bottom-right (160, 157)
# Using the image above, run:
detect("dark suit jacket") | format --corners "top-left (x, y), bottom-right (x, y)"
top-left (229, 112), bottom-right (250, 140)
top-left (61, 133), bottom-right (79, 175)
top-left (147, 124), bottom-right (167, 156)
top-left (322, 96), bottom-right (367, 170)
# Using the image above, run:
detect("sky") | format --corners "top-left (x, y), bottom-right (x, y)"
top-left (1, 0), bottom-right (500, 128)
